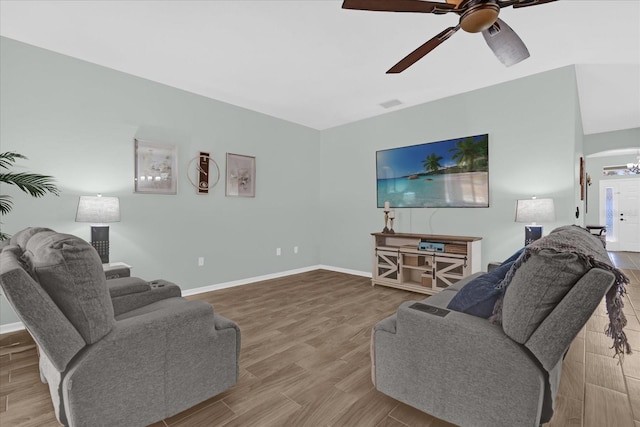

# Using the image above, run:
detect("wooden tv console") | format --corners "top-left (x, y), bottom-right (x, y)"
top-left (372, 232), bottom-right (482, 295)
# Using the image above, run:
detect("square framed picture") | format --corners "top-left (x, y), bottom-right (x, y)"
top-left (134, 139), bottom-right (178, 194)
top-left (225, 153), bottom-right (255, 197)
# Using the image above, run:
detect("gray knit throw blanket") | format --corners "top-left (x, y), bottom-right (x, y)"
top-left (492, 225), bottom-right (631, 358)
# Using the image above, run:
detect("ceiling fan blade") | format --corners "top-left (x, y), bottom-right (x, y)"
top-left (511, 0), bottom-right (557, 9)
top-left (387, 26), bottom-right (460, 73)
top-left (482, 18), bottom-right (530, 67)
top-left (342, 0), bottom-right (456, 14)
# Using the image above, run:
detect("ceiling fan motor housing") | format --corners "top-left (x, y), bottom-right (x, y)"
top-left (460, 1), bottom-right (500, 33)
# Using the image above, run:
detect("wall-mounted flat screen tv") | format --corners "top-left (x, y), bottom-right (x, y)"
top-left (376, 134), bottom-right (489, 208)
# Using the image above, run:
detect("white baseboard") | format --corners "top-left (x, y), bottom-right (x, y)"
top-left (182, 265), bottom-right (371, 297)
top-left (0, 321), bottom-right (25, 335)
top-left (318, 265), bottom-right (371, 278)
top-left (0, 264), bottom-right (371, 335)
top-left (181, 265), bottom-right (322, 296)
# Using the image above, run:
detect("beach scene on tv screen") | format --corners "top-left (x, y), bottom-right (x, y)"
top-left (377, 134), bottom-right (489, 208)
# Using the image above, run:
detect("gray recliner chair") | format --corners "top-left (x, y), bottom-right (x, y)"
top-left (371, 225), bottom-right (621, 426)
top-left (0, 227), bottom-right (240, 427)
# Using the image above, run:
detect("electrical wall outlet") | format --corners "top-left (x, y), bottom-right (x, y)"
top-left (276, 248), bottom-right (282, 256)
top-left (294, 246), bottom-right (299, 254)
top-left (198, 257), bottom-right (205, 266)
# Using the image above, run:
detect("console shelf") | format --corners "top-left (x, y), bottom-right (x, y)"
top-left (372, 232), bottom-right (482, 295)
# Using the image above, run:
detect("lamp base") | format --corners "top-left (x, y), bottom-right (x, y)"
top-left (90, 225), bottom-right (110, 264)
top-left (524, 225), bottom-right (543, 246)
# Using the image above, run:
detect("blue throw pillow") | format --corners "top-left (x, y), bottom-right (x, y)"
top-left (502, 247), bottom-right (524, 264)
top-left (446, 248), bottom-right (524, 318)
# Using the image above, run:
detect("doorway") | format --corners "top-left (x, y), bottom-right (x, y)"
top-left (599, 178), bottom-right (640, 252)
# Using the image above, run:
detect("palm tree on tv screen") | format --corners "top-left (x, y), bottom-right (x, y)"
top-left (450, 137), bottom-right (487, 172)
top-left (422, 153), bottom-right (443, 175)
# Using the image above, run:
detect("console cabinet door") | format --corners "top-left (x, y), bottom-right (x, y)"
top-left (434, 255), bottom-right (467, 289)
top-left (375, 250), bottom-right (400, 283)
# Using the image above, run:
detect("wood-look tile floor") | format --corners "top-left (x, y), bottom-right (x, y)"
top-left (1, 252), bottom-right (639, 427)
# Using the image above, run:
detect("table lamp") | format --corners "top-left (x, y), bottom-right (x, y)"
top-left (515, 196), bottom-right (555, 245)
top-left (75, 195), bottom-right (120, 263)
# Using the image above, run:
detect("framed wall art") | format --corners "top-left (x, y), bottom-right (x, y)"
top-left (134, 139), bottom-right (178, 194)
top-left (579, 156), bottom-right (585, 201)
top-left (225, 153), bottom-right (255, 197)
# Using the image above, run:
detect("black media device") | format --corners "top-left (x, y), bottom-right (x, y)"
top-left (524, 225), bottom-right (542, 246)
top-left (409, 302), bottom-right (450, 317)
top-left (91, 225), bottom-right (110, 264)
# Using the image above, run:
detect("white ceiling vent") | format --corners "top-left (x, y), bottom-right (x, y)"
top-left (379, 99), bottom-right (403, 109)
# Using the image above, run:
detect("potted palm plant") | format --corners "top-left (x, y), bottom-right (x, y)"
top-left (0, 152), bottom-right (59, 240)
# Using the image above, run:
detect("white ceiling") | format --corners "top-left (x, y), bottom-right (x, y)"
top-left (1, 0), bottom-right (639, 133)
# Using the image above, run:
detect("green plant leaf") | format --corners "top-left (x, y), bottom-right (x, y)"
top-left (0, 152), bottom-right (27, 170)
top-left (0, 172), bottom-right (60, 198)
top-left (0, 195), bottom-right (13, 215)
top-left (0, 152), bottom-right (60, 218)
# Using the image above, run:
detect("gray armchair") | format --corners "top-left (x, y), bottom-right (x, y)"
top-left (371, 226), bottom-right (619, 426)
top-left (0, 228), bottom-right (240, 427)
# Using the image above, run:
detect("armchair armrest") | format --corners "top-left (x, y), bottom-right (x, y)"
top-left (393, 300), bottom-right (527, 357)
top-left (103, 263), bottom-right (131, 280)
top-left (63, 299), bottom-right (239, 426)
top-left (487, 261), bottom-right (502, 272)
top-left (107, 277), bottom-right (150, 297)
top-left (107, 277), bottom-right (182, 317)
top-left (373, 301), bottom-right (547, 427)
top-left (63, 299), bottom-right (213, 425)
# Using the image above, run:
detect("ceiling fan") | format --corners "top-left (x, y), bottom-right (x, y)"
top-left (342, 0), bottom-right (557, 73)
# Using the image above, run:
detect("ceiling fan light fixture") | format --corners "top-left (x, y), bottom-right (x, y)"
top-left (482, 18), bottom-right (530, 66)
top-left (460, 2), bottom-right (500, 33)
top-left (342, 0), bottom-right (557, 72)
top-left (486, 21), bottom-right (501, 37)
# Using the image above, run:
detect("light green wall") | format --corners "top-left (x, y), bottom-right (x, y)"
top-left (0, 37), bottom-right (321, 325)
top-left (0, 37), bottom-right (589, 328)
top-left (585, 128), bottom-right (640, 156)
top-left (319, 66), bottom-right (582, 271)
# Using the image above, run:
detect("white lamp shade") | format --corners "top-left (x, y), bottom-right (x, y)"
top-left (75, 196), bottom-right (120, 223)
top-left (515, 198), bottom-right (555, 224)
